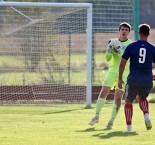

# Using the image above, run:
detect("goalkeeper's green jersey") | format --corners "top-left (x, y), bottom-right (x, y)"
top-left (105, 38), bottom-right (132, 77)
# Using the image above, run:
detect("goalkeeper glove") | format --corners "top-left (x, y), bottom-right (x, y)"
top-left (111, 39), bottom-right (123, 54)
top-left (107, 39), bottom-right (123, 54)
top-left (106, 40), bottom-right (113, 53)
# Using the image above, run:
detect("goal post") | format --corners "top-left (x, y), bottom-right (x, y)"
top-left (0, 2), bottom-right (92, 107)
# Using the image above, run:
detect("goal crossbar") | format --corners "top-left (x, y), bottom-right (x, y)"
top-left (0, 2), bottom-right (92, 8)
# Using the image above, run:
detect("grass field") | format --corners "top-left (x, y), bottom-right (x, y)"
top-left (0, 102), bottom-right (155, 145)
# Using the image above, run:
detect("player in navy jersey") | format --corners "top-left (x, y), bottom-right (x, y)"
top-left (118, 24), bottom-right (155, 131)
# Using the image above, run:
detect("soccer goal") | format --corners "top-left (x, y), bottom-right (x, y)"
top-left (0, 2), bottom-right (92, 107)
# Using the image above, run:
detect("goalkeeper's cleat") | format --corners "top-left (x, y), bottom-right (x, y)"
top-left (127, 125), bottom-right (132, 132)
top-left (105, 121), bottom-right (113, 129)
top-left (88, 115), bottom-right (99, 126)
top-left (145, 119), bottom-right (152, 130)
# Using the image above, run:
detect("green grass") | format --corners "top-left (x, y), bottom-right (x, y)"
top-left (0, 103), bottom-right (155, 145)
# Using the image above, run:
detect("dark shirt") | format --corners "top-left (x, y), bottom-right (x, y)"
top-left (122, 40), bottom-right (155, 86)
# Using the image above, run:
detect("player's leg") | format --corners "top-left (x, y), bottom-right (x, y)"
top-left (88, 72), bottom-right (116, 126)
top-left (138, 86), bottom-right (152, 130)
top-left (88, 86), bottom-right (110, 126)
top-left (124, 84), bottom-right (137, 132)
top-left (105, 74), bottom-right (127, 129)
top-left (124, 102), bottom-right (133, 132)
top-left (105, 88), bottom-right (124, 129)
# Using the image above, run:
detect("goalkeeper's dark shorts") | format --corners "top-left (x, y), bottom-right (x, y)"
top-left (124, 83), bottom-right (152, 102)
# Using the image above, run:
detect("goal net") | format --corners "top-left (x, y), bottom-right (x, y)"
top-left (0, 2), bottom-right (92, 106)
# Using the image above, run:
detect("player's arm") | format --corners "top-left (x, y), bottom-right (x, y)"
top-left (105, 52), bottom-right (112, 61)
top-left (153, 64), bottom-right (155, 80)
top-left (105, 40), bottom-right (113, 61)
top-left (152, 55), bottom-right (155, 80)
top-left (105, 39), bottom-right (123, 61)
top-left (153, 74), bottom-right (155, 80)
top-left (118, 58), bottom-right (127, 89)
top-left (153, 63), bottom-right (155, 80)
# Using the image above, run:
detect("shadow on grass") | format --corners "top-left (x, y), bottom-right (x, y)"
top-left (76, 127), bottom-right (104, 132)
top-left (43, 108), bottom-right (86, 114)
top-left (92, 131), bottom-right (139, 139)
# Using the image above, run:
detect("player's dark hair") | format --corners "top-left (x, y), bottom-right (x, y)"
top-left (138, 24), bottom-right (150, 36)
top-left (119, 22), bottom-right (131, 32)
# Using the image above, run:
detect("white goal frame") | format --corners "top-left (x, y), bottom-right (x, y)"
top-left (0, 1), bottom-right (93, 108)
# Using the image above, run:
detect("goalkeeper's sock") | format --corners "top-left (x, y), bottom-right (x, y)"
top-left (124, 103), bottom-right (133, 125)
top-left (109, 104), bottom-right (120, 123)
top-left (95, 98), bottom-right (105, 115)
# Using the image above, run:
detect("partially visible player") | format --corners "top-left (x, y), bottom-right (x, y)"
top-left (118, 24), bottom-right (155, 131)
top-left (89, 22), bottom-right (132, 129)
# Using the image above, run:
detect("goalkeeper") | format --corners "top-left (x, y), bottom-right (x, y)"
top-left (89, 22), bottom-right (132, 129)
